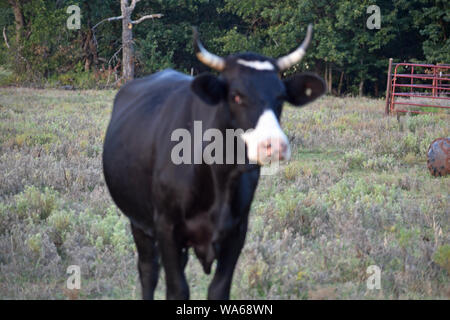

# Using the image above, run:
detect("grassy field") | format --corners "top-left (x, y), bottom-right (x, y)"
top-left (0, 87), bottom-right (448, 299)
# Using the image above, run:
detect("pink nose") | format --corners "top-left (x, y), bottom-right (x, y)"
top-left (257, 137), bottom-right (288, 162)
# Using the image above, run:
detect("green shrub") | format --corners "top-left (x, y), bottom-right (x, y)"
top-left (327, 177), bottom-right (400, 211)
top-left (433, 244), bottom-right (450, 273)
top-left (344, 149), bottom-right (367, 170)
top-left (13, 131), bottom-right (56, 148)
top-left (0, 67), bottom-right (15, 86)
top-left (395, 226), bottom-right (420, 250)
top-left (283, 161), bottom-right (302, 180)
top-left (13, 185), bottom-right (58, 222)
top-left (401, 132), bottom-right (419, 155)
top-left (406, 114), bottom-right (435, 132)
top-left (363, 154), bottom-right (395, 171)
top-left (273, 187), bottom-right (305, 220)
top-left (27, 233), bottom-right (43, 254)
top-left (0, 202), bottom-right (10, 234)
top-left (79, 206), bottom-right (133, 254)
top-left (48, 209), bottom-right (73, 236)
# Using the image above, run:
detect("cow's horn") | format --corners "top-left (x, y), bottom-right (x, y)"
top-left (276, 24), bottom-right (313, 71)
top-left (193, 27), bottom-right (225, 71)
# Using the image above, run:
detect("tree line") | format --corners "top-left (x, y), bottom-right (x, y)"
top-left (0, 0), bottom-right (448, 96)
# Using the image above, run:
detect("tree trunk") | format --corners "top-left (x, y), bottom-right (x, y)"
top-left (82, 2), bottom-right (99, 73)
top-left (121, 1), bottom-right (134, 81)
top-left (337, 71), bottom-right (344, 96)
top-left (328, 64), bottom-right (333, 94)
top-left (359, 78), bottom-right (364, 97)
top-left (10, 1), bottom-right (24, 44)
top-left (8, 0), bottom-right (27, 71)
top-left (95, 0), bottom-right (162, 82)
top-left (82, 28), bottom-right (99, 72)
top-left (358, 58), bottom-right (364, 97)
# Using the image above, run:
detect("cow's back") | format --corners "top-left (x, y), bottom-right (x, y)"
top-left (103, 69), bottom-right (193, 231)
top-left (111, 69), bottom-right (191, 120)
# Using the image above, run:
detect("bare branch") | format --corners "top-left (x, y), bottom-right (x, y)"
top-left (132, 14), bottom-right (163, 25)
top-left (3, 27), bottom-right (10, 49)
top-left (108, 45), bottom-right (123, 67)
top-left (128, 0), bottom-right (141, 11)
top-left (91, 15), bottom-right (124, 55)
top-left (92, 16), bottom-right (124, 30)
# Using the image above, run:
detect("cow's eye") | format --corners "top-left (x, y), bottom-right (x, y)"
top-left (233, 94), bottom-right (242, 104)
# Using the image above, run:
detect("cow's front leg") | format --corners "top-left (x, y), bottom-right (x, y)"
top-left (130, 223), bottom-right (160, 300)
top-left (208, 170), bottom-right (258, 300)
top-left (207, 219), bottom-right (248, 300)
top-left (156, 216), bottom-right (189, 300)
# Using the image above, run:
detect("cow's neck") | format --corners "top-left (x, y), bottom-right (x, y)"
top-left (188, 101), bottom-right (258, 269)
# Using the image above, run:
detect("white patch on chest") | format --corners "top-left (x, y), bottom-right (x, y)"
top-left (237, 59), bottom-right (275, 71)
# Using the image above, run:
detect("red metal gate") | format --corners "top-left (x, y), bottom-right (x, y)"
top-left (385, 58), bottom-right (450, 115)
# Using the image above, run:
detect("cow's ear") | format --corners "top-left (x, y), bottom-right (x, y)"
top-left (191, 73), bottom-right (227, 105)
top-left (283, 73), bottom-right (326, 107)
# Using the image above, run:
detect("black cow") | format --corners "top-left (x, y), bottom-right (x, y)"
top-left (102, 24), bottom-right (326, 300)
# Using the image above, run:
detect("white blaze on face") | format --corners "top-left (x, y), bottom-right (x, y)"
top-left (240, 110), bottom-right (290, 164)
top-left (237, 59), bottom-right (275, 71)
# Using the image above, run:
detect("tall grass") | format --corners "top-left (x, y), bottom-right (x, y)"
top-left (0, 89), bottom-right (448, 299)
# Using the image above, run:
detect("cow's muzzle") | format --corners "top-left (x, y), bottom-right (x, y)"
top-left (241, 110), bottom-right (291, 165)
top-left (257, 137), bottom-right (289, 164)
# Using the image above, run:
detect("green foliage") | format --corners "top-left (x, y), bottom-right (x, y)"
top-left (406, 114), bottom-right (436, 132)
top-left (433, 244), bottom-right (450, 274)
top-left (0, 0), bottom-right (448, 93)
top-left (0, 2), bottom-right (13, 65)
top-left (326, 177), bottom-right (400, 211)
top-left (273, 187), bottom-right (305, 220)
top-left (283, 161), bottom-right (303, 181)
top-left (49, 70), bottom-right (103, 89)
top-left (0, 66), bottom-right (15, 86)
top-left (395, 225), bottom-right (420, 249)
top-left (27, 232), bottom-right (43, 254)
top-left (80, 206), bottom-right (134, 255)
top-left (344, 149), bottom-right (367, 170)
top-left (48, 209), bottom-right (73, 236)
top-left (412, 0), bottom-right (450, 63)
top-left (135, 26), bottom-right (175, 73)
top-left (13, 131), bottom-right (56, 148)
top-left (13, 185), bottom-right (58, 222)
top-left (362, 154), bottom-right (395, 171)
